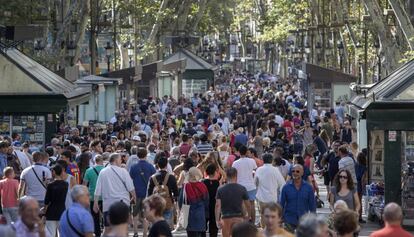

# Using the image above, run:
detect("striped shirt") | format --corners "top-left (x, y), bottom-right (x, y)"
top-left (196, 142), bottom-right (214, 155)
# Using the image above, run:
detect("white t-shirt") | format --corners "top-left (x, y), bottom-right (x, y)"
top-left (275, 115), bottom-right (284, 126)
top-left (94, 165), bottom-right (135, 212)
top-left (232, 157), bottom-right (257, 191)
top-left (14, 150), bottom-right (32, 170)
top-left (254, 164), bottom-right (286, 203)
top-left (21, 164), bottom-right (52, 201)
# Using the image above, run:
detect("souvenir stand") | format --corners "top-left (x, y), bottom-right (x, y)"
top-left (348, 59), bottom-right (414, 226)
top-left (0, 47), bottom-right (73, 149)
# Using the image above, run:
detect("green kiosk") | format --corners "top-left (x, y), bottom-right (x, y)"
top-left (0, 47), bottom-right (74, 149)
top-left (348, 59), bottom-right (414, 226)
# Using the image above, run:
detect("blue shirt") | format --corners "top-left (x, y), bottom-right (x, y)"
top-left (235, 134), bottom-right (248, 146)
top-left (59, 203), bottom-right (94, 237)
top-left (0, 152), bottom-right (7, 177)
top-left (279, 180), bottom-right (316, 226)
top-left (130, 160), bottom-right (156, 198)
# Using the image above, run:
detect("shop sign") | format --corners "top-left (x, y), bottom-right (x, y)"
top-left (388, 131), bottom-right (397, 142)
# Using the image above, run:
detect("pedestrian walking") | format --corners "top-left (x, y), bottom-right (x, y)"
top-left (261, 203), bottom-right (293, 237)
top-left (101, 201), bottom-right (130, 237)
top-left (254, 153), bottom-right (286, 226)
top-left (129, 147), bottom-right (156, 237)
top-left (232, 145), bottom-right (257, 223)
top-left (202, 164), bottom-right (220, 237)
top-left (94, 153), bottom-right (136, 234)
top-left (147, 156), bottom-right (179, 228)
top-left (18, 151), bottom-right (52, 206)
top-left (144, 194), bottom-right (173, 237)
top-left (59, 185), bottom-right (94, 237)
top-left (179, 167), bottom-right (209, 237)
top-left (215, 167), bottom-right (250, 237)
top-left (43, 164), bottom-right (68, 237)
top-left (329, 169), bottom-right (361, 216)
top-left (0, 167), bottom-right (19, 224)
top-left (279, 164), bottom-right (316, 232)
top-left (83, 154), bottom-right (105, 237)
top-left (369, 203), bottom-right (414, 237)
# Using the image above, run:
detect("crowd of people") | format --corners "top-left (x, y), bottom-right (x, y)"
top-left (0, 72), bottom-right (412, 237)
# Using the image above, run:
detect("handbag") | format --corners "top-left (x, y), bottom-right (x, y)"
top-left (178, 184), bottom-right (190, 229)
top-left (316, 195), bottom-right (325, 208)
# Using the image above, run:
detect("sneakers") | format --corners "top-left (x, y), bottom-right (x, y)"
top-left (133, 233), bottom-right (139, 237)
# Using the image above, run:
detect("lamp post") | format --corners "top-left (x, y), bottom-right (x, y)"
top-left (127, 42), bottom-right (134, 67)
top-left (66, 40), bottom-right (76, 66)
top-left (104, 41), bottom-right (113, 72)
top-left (34, 40), bottom-right (45, 51)
top-left (374, 38), bottom-right (381, 81)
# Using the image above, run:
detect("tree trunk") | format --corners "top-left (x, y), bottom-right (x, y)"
top-left (147, 0), bottom-right (170, 45)
top-left (176, 0), bottom-right (192, 32)
top-left (363, 0), bottom-right (401, 73)
top-left (73, 0), bottom-right (89, 64)
top-left (191, 0), bottom-right (209, 33)
top-left (388, 0), bottom-right (414, 50)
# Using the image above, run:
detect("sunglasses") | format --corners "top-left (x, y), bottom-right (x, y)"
top-left (292, 170), bottom-right (301, 173)
top-left (339, 175), bottom-right (348, 179)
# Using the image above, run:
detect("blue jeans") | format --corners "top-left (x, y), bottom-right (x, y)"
top-left (2, 207), bottom-right (18, 224)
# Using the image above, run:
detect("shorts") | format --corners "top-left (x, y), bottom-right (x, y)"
top-left (132, 198), bottom-right (144, 218)
top-left (247, 189), bottom-right (257, 201)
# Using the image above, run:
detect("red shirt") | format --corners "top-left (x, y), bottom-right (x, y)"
top-left (0, 178), bottom-right (19, 208)
top-left (370, 224), bottom-right (413, 237)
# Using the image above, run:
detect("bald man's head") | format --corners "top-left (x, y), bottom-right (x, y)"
top-left (383, 202), bottom-right (403, 224)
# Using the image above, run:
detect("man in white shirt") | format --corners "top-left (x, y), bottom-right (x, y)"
top-left (232, 145), bottom-right (257, 223)
top-left (19, 152), bottom-right (52, 206)
top-left (93, 153), bottom-right (136, 234)
top-left (255, 153), bottom-right (286, 227)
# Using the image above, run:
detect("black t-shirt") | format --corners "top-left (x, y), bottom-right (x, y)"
top-left (44, 180), bottom-right (68, 220)
top-left (148, 220), bottom-right (172, 237)
top-left (216, 183), bottom-right (248, 219)
top-left (202, 179), bottom-right (220, 217)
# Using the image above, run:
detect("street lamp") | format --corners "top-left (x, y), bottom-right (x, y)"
top-left (124, 41), bottom-right (134, 67)
top-left (374, 38), bottom-right (381, 81)
top-left (66, 40), bottom-right (76, 66)
top-left (34, 40), bottom-right (45, 51)
top-left (104, 41), bottom-right (113, 72)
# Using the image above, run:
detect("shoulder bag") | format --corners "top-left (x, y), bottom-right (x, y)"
top-left (31, 166), bottom-right (46, 189)
top-left (178, 183), bottom-right (190, 228)
top-left (66, 209), bottom-right (84, 237)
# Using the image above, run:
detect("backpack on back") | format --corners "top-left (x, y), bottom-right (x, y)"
top-left (152, 174), bottom-right (173, 210)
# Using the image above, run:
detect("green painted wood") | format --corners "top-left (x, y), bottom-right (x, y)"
top-left (366, 109), bottom-right (414, 130)
top-left (0, 95), bottom-right (67, 113)
top-left (384, 130), bottom-right (402, 205)
top-left (183, 70), bottom-right (214, 80)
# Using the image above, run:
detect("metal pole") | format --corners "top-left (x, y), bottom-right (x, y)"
top-left (107, 56), bottom-right (110, 72)
top-left (363, 27), bottom-right (368, 84)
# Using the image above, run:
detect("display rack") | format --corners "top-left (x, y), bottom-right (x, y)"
top-left (402, 132), bottom-right (414, 226)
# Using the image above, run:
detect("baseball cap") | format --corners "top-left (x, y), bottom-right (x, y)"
top-left (132, 136), bottom-right (141, 141)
